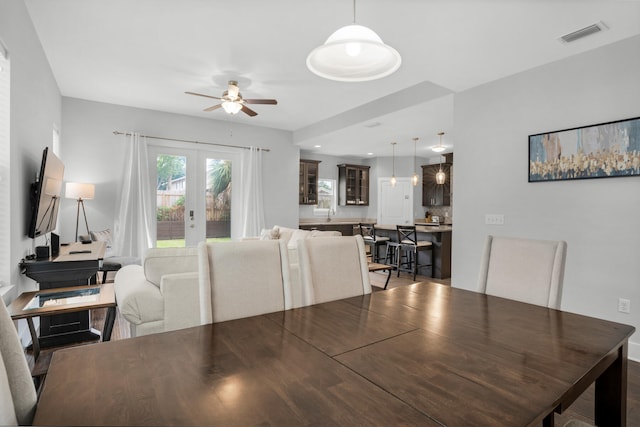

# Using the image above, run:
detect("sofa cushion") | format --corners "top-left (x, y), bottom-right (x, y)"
top-left (144, 247), bottom-right (199, 288)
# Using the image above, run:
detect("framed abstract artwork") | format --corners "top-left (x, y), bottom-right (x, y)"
top-left (529, 116), bottom-right (640, 182)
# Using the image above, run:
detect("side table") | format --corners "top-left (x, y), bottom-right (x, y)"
top-left (8, 283), bottom-right (117, 361)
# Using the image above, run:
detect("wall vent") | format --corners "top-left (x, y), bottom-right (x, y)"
top-left (559, 21), bottom-right (608, 43)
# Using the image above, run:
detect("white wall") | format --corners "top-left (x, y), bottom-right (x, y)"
top-left (453, 35), bottom-right (640, 358)
top-left (59, 98), bottom-right (299, 242)
top-left (0, 0), bottom-right (62, 293)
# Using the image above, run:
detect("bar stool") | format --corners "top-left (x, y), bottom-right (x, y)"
top-left (396, 225), bottom-right (432, 280)
top-left (358, 223), bottom-right (389, 263)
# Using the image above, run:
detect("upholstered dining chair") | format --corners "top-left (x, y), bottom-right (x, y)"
top-left (0, 300), bottom-right (37, 426)
top-left (476, 235), bottom-right (567, 309)
top-left (297, 235), bottom-right (372, 306)
top-left (197, 239), bottom-right (292, 324)
top-left (358, 223), bottom-right (389, 263)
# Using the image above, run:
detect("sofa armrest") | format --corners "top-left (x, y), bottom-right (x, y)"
top-left (160, 272), bottom-right (201, 332)
top-left (114, 265), bottom-right (163, 325)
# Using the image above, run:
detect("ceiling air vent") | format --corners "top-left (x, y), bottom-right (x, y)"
top-left (559, 21), bottom-right (608, 44)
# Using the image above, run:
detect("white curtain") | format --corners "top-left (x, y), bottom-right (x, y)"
top-left (112, 132), bottom-right (155, 258)
top-left (240, 147), bottom-right (265, 237)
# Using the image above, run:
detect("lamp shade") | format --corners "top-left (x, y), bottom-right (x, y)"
top-left (43, 178), bottom-right (62, 196)
top-left (306, 24), bottom-right (401, 82)
top-left (65, 182), bottom-right (95, 200)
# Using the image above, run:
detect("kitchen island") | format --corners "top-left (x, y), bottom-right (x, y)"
top-left (375, 223), bottom-right (452, 279)
top-left (299, 219), bottom-right (452, 279)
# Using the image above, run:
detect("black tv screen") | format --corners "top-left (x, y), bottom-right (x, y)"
top-left (28, 147), bottom-right (65, 238)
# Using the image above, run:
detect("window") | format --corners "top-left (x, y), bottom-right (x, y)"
top-left (313, 179), bottom-right (336, 215)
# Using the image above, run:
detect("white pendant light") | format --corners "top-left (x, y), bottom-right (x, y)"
top-left (306, 0), bottom-right (401, 82)
top-left (390, 142), bottom-right (397, 187)
top-left (411, 137), bottom-right (419, 186)
top-left (432, 131), bottom-right (446, 153)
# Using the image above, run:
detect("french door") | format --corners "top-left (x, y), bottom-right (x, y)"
top-left (148, 144), bottom-right (241, 247)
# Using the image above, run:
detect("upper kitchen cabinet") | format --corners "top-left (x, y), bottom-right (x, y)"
top-left (422, 154), bottom-right (453, 207)
top-left (338, 164), bottom-right (370, 206)
top-left (299, 159), bottom-right (321, 205)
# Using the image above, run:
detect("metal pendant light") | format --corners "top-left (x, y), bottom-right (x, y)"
top-left (436, 157), bottom-right (446, 185)
top-left (411, 137), bottom-right (419, 186)
top-left (390, 142), bottom-right (397, 187)
top-left (306, 0), bottom-right (401, 82)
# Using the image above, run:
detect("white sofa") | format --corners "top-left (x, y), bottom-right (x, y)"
top-left (114, 247), bottom-right (200, 337)
top-left (115, 227), bottom-right (343, 336)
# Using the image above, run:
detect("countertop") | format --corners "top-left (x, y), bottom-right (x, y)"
top-left (375, 224), bottom-right (453, 233)
top-left (299, 219), bottom-right (452, 232)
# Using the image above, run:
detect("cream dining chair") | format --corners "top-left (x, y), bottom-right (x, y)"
top-left (476, 235), bottom-right (567, 309)
top-left (0, 300), bottom-right (37, 426)
top-left (197, 239), bottom-right (292, 324)
top-left (297, 235), bottom-right (372, 306)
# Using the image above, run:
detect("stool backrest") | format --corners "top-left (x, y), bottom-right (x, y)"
top-left (397, 225), bottom-right (417, 245)
top-left (359, 223), bottom-right (376, 241)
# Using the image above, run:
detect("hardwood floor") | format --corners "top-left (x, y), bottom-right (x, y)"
top-left (27, 272), bottom-right (639, 426)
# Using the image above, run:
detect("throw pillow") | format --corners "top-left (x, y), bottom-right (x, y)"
top-left (260, 226), bottom-right (280, 240)
top-left (90, 229), bottom-right (112, 244)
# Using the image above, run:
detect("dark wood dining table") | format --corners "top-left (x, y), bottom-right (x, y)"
top-left (33, 282), bottom-right (634, 426)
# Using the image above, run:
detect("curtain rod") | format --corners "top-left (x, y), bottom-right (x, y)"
top-left (112, 131), bottom-right (270, 152)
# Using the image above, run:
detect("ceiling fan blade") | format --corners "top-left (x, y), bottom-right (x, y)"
top-left (244, 99), bottom-right (278, 105)
top-left (241, 105), bottom-right (258, 117)
top-left (204, 104), bottom-right (222, 112)
top-left (185, 91), bottom-right (221, 100)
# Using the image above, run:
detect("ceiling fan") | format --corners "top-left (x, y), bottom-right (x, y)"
top-left (185, 80), bottom-right (277, 117)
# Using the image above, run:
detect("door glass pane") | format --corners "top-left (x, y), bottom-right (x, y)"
top-left (205, 158), bottom-right (231, 242)
top-left (156, 154), bottom-right (186, 247)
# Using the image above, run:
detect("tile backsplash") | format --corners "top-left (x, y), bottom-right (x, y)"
top-left (423, 205), bottom-right (452, 224)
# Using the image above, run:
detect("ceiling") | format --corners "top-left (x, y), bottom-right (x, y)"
top-left (24, 0), bottom-right (640, 158)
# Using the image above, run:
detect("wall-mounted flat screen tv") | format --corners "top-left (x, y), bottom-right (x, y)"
top-left (28, 147), bottom-right (65, 238)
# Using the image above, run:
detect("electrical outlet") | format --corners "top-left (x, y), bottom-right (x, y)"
top-left (618, 298), bottom-right (631, 314)
top-left (485, 214), bottom-right (504, 225)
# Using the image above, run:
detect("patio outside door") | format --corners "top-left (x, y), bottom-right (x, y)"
top-left (149, 145), bottom-right (240, 247)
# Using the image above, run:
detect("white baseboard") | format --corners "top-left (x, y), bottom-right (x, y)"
top-left (629, 340), bottom-right (640, 362)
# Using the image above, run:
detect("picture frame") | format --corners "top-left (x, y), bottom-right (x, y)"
top-left (528, 116), bottom-right (640, 182)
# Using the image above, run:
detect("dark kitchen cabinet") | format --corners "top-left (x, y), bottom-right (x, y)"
top-left (338, 164), bottom-right (370, 206)
top-left (299, 159), bottom-right (320, 205)
top-left (422, 154), bottom-right (452, 206)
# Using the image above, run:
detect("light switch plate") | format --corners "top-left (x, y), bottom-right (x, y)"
top-left (485, 214), bottom-right (504, 225)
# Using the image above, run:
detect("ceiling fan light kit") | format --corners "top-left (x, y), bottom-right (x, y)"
top-left (185, 80), bottom-right (277, 117)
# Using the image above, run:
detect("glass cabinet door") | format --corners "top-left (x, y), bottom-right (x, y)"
top-left (338, 164), bottom-right (370, 206)
top-left (300, 160), bottom-right (320, 205)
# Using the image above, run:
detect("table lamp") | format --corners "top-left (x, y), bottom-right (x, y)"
top-left (65, 182), bottom-right (95, 242)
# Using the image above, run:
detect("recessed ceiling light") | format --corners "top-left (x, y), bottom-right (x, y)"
top-left (367, 152), bottom-right (374, 156)
top-left (314, 145), bottom-right (321, 148)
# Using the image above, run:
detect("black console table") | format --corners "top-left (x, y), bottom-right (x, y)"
top-left (19, 241), bottom-right (106, 347)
